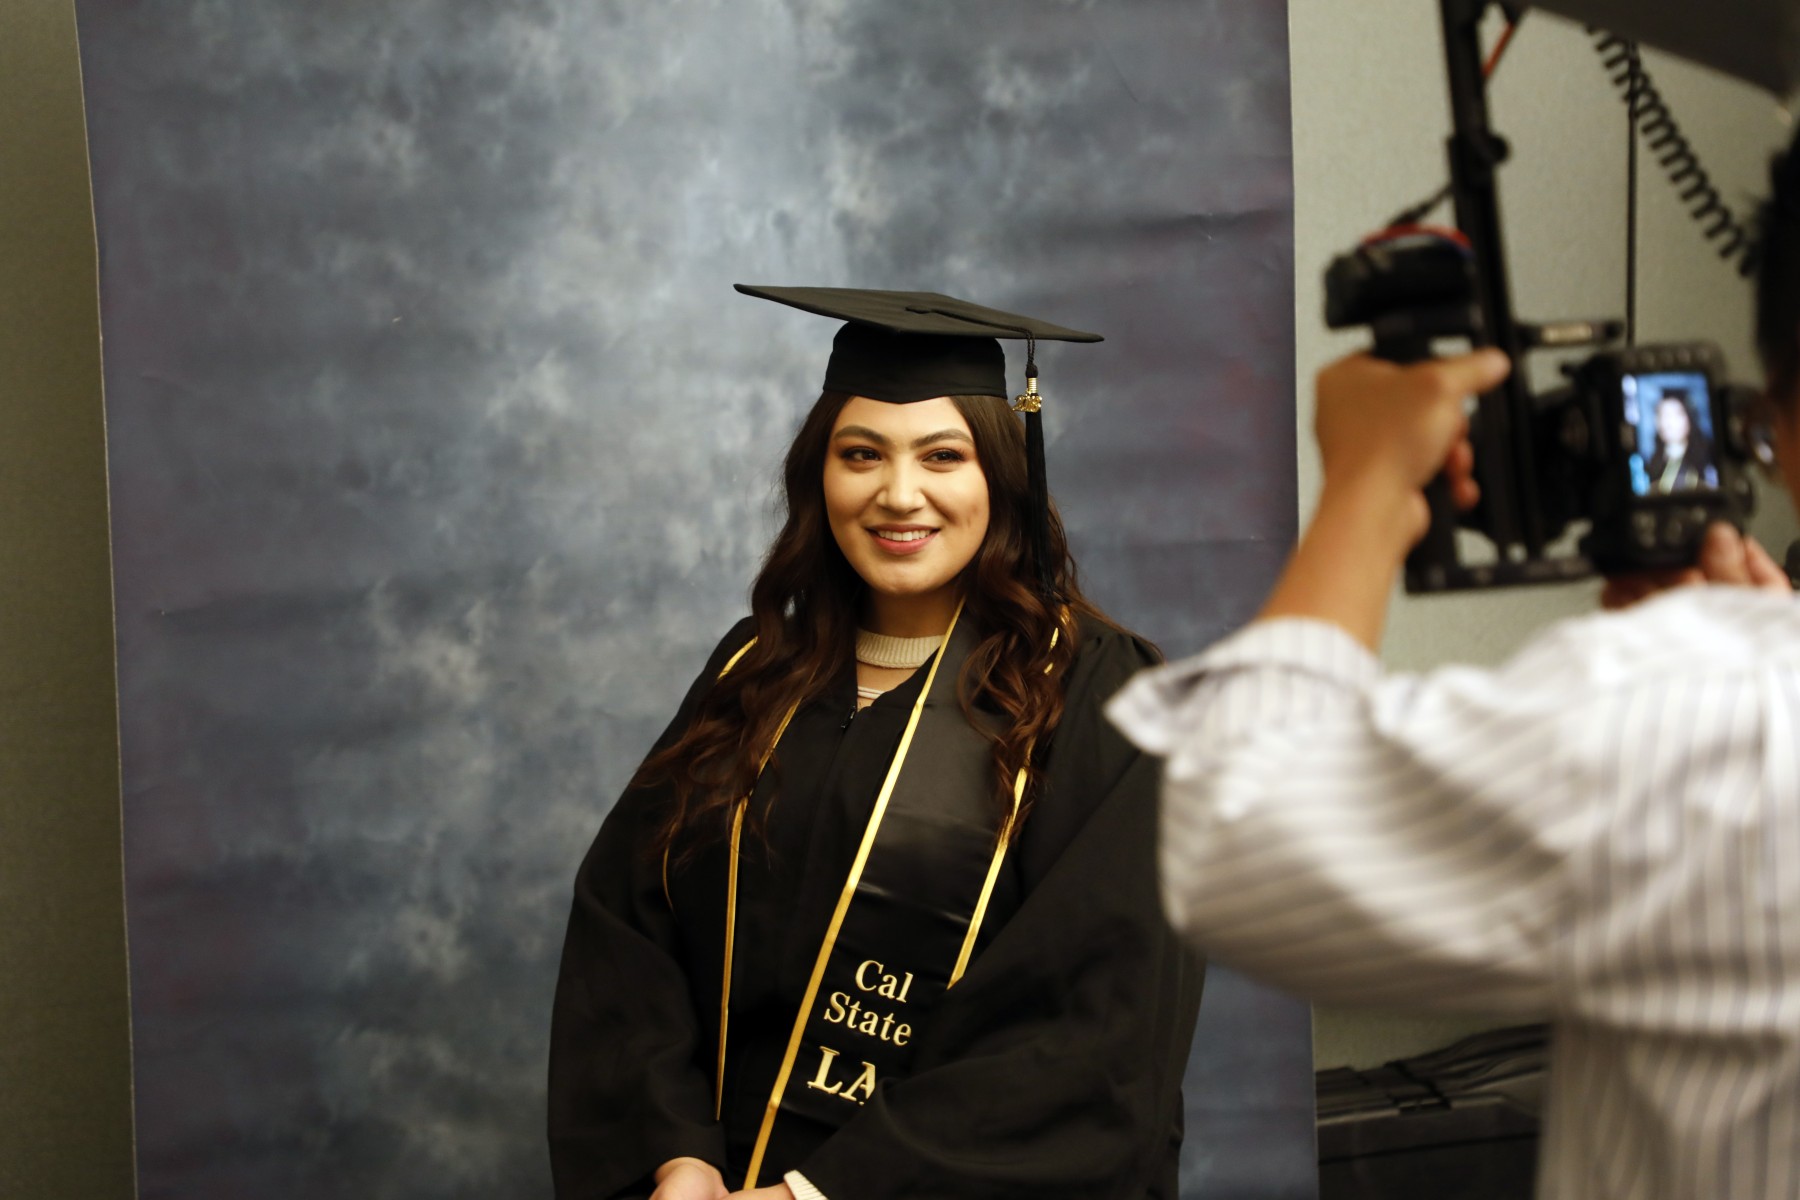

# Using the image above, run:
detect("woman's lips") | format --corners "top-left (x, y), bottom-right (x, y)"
top-left (868, 527), bottom-right (937, 556)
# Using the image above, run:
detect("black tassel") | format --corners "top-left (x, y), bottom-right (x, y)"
top-left (1029, 408), bottom-right (1051, 600)
top-left (1012, 336), bottom-right (1055, 601)
top-left (1025, 406), bottom-right (1052, 599)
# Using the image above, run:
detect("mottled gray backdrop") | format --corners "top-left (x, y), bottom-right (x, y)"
top-left (76, 2), bottom-right (1302, 1196)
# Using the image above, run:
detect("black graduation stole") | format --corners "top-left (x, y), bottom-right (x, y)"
top-left (726, 605), bottom-right (1022, 1188)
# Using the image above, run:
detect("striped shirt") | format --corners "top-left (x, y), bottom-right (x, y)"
top-left (1107, 586), bottom-right (1800, 1200)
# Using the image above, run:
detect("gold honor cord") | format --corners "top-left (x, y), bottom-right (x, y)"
top-left (949, 622), bottom-right (1060, 986)
top-left (660, 636), bottom-right (765, 911)
top-left (741, 602), bottom-right (966, 1189)
top-left (717, 801), bottom-right (744, 1119)
top-left (643, 631), bottom-right (798, 1120)
top-left (948, 762), bottom-right (1027, 987)
top-left (686, 634), bottom-right (799, 1123)
top-left (715, 697), bottom-right (798, 1121)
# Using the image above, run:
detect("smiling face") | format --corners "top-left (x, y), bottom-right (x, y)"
top-left (1657, 396), bottom-right (1692, 448)
top-left (824, 394), bottom-right (991, 636)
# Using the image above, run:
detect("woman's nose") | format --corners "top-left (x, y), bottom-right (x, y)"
top-left (877, 462), bottom-right (925, 512)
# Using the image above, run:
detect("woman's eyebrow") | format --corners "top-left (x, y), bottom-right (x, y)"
top-left (832, 426), bottom-right (974, 449)
top-left (833, 424), bottom-right (889, 445)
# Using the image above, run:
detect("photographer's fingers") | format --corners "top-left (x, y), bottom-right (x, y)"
top-left (1694, 522), bottom-right (1789, 591)
top-left (1415, 352), bottom-right (1504, 506)
top-left (1740, 531), bottom-right (1793, 592)
top-left (1315, 349), bottom-right (1510, 493)
top-left (1600, 526), bottom-right (1790, 611)
top-left (1445, 438), bottom-right (1480, 510)
top-left (1420, 347), bottom-right (1513, 404)
top-left (1696, 522), bottom-right (1755, 585)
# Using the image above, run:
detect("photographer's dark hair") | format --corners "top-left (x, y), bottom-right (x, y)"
top-left (634, 390), bottom-right (1110, 863)
top-left (1756, 123), bottom-right (1800, 405)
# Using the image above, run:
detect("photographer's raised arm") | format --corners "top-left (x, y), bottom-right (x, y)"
top-left (1101, 347), bottom-right (1579, 1017)
top-left (1259, 349), bottom-right (1511, 650)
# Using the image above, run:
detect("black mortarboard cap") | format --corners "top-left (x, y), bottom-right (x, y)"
top-left (736, 284), bottom-right (1103, 599)
top-left (734, 285), bottom-right (1102, 403)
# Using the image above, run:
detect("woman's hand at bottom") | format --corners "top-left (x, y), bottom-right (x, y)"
top-left (652, 1158), bottom-right (729, 1200)
top-left (725, 1186), bottom-right (796, 1200)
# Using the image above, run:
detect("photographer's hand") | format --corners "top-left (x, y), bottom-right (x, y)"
top-left (1258, 349), bottom-right (1512, 650)
top-left (1599, 521), bottom-right (1791, 609)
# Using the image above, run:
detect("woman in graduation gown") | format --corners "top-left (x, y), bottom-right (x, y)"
top-left (548, 287), bottom-right (1204, 1200)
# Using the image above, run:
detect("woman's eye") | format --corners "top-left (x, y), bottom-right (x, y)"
top-left (925, 449), bottom-right (967, 465)
top-left (840, 447), bottom-right (879, 464)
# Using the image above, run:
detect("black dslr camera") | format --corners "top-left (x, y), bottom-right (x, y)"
top-left (1323, 1), bottom-right (1764, 593)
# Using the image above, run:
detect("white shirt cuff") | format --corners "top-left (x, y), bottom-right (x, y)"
top-left (784, 1169), bottom-right (828, 1200)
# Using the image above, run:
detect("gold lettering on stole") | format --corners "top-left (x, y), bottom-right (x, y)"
top-left (843, 1059), bottom-right (876, 1103)
top-left (829, 962), bottom-right (918, 1046)
top-left (804, 1044), bottom-right (878, 1104)
top-left (806, 1045), bottom-right (845, 1096)
top-left (854, 959), bottom-right (917, 1003)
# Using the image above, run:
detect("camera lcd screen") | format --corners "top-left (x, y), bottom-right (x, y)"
top-left (1624, 371), bottom-right (1720, 496)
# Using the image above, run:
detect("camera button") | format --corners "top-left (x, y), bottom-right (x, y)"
top-left (1662, 512), bottom-right (1693, 548)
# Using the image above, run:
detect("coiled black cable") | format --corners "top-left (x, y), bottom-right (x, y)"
top-left (1592, 30), bottom-right (1760, 277)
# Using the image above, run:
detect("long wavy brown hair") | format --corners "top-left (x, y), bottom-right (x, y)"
top-left (636, 389), bottom-right (1112, 863)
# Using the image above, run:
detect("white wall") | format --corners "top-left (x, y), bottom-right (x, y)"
top-left (1289, 0), bottom-right (1799, 1068)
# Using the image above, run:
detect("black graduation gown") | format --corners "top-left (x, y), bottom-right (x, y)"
top-left (548, 617), bottom-right (1204, 1199)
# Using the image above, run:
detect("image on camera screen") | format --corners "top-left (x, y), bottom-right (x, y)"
top-left (1624, 371), bottom-right (1720, 496)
